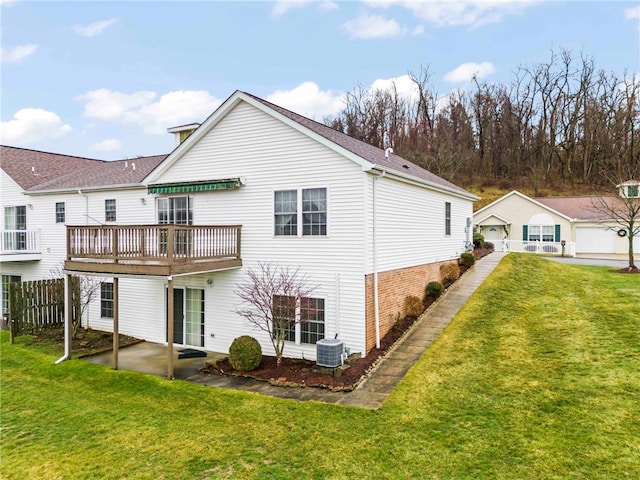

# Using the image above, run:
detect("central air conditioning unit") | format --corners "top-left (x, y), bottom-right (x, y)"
top-left (316, 338), bottom-right (344, 368)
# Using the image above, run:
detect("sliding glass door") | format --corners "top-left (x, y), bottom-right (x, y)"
top-left (167, 287), bottom-right (204, 347)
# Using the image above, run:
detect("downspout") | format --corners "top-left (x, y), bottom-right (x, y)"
top-left (78, 189), bottom-right (88, 226)
top-left (55, 273), bottom-right (72, 364)
top-left (372, 169), bottom-right (386, 349)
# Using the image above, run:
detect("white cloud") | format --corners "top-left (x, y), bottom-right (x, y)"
top-left (76, 89), bottom-right (222, 134)
top-left (0, 44), bottom-right (37, 63)
top-left (0, 0), bottom-right (17, 6)
top-left (625, 5), bottom-right (640, 27)
top-left (370, 74), bottom-right (421, 102)
top-left (343, 14), bottom-right (404, 39)
top-left (444, 62), bottom-right (495, 83)
top-left (365, 0), bottom-right (538, 28)
top-left (266, 82), bottom-right (345, 118)
top-left (0, 108), bottom-right (72, 145)
top-left (89, 139), bottom-right (122, 152)
top-left (73, 18), bottom-right (118, 37)
top-left (272, 0), bottom-right (338, 16)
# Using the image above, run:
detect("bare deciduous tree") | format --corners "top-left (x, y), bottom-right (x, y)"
top-left (49, 264), bottom-right (102, 338)
top-left (234, 263), bottom-right (316, 366)
top-left (591, 181), bottom-right (640, 271)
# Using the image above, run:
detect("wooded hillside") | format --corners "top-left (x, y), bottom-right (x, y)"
top-left (326, 49), bottom-right (639, 200)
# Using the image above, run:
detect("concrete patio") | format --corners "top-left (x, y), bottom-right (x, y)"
top-left (85, 251), bottom-right (508, 409)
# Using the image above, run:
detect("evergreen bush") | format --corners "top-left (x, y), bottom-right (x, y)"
top-left (460, 252), bottom-right (476, 267)
top-left (228, 335), bottom-right (262, 372)
top-left (425, 281), bottom-right (445, 299)
top-left (473, 232), bottom-right (485, 248)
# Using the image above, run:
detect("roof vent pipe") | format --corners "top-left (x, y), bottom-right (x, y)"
top-left (385, 147), bottom-right (393, 159)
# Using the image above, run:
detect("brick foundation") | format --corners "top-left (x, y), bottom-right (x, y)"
top-left (364, 259), bottom-right (457, 354)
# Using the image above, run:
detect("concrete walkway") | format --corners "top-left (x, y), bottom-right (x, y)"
top-left (86, 251), bottom-right (507, 409)
top-left (186, 251), bottom-right (508, 409)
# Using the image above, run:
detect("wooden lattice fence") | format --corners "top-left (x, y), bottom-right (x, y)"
top-left (8, 278), bottom-right (80, 343)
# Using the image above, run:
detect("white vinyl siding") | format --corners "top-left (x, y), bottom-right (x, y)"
top-left (147, 101), bottom-right (368, 358)
top-left (367, 175), bottom-right (472, 273)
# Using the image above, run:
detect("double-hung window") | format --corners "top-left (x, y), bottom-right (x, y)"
top-left (100, 282), bottom-right (114, 318)
top-left (2, 275), bottom-right (21, 317)
top-left (55, 202), bottom-right (65, 224)
top-left (445, 202), bottom-right (451, 236)
top-left (273, 295), bottom-right (296, 342)
top-left (274, 188), bottom-right (326, 236)
top-left (526, 225), bottom-right (559, 242)
top-left (272, 295), bottom-right (325, 345)
top-left (274, 191), bottom-right (298, 236)
top-left (4, 206), bottom-right (26, 251)
top-left (105, 199), bottom-right (116, 222)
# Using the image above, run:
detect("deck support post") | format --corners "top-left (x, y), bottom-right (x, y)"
top-left (167, 276), bottom-right (174, 380)
top-left (112, 277), bottom-right (119, 370)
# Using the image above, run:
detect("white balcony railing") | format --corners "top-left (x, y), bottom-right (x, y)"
top-left (0, 230), bottom-right (41, 255)
top-left (503, 240), bottom-right (575, 257)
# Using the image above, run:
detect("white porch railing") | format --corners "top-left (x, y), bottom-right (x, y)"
top-left (502, 240), bottom-right (576, 257)
top-left (0, 230), bottom-right (41, 254)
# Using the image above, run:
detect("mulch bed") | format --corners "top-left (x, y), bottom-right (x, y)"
top-left (201, 248), bottom-right (494, 391)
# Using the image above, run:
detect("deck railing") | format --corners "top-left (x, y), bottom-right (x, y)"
top-left (1, 230), bottom-right (41, 254)
top-left (67, 225), bottom-right (241, 265)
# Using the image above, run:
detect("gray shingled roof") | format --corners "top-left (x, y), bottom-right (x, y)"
top-left (1, 145), bottom-right (102, 190)
top-left (30, 155), bottom-right (166, 192)
top-left (243, 92), bottom-right (472, 196)
top-left (1, 145), bottom-right (166, 192)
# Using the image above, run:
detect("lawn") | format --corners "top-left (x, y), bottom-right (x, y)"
top-left (2, 254), bottom-right (639, 479)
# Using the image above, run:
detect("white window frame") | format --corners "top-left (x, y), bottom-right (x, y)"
top-left (105, 199), bottom-right (117, 222)
top-left (274, 187), bottom-right (327, 237)
top-left (100, 282), bottom-right (114, 318)
top-left (445, 202), bottom-right (451, 236)
top-left (272, 295), bottom-right (325, 345)
top-left (55, 202), bottom-right (65, 224)
top-left (157, 196), bottom-right (193, 225)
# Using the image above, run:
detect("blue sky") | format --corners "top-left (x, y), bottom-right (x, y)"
top-left (1, 0), bottom-right (639, 160)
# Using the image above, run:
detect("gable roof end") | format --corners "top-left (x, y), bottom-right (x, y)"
top-left (144, 91), bottom-right (477, 201)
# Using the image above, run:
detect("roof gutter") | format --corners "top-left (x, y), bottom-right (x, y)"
top-left (25, 184), bottom-right (145, 196)
top-left (365, 164), bottom-right (479, 202)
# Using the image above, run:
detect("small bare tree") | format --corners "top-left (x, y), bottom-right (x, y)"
top-left (49, 264), bottom-right (102, 338)
top-left (591, 185), bottom-right (640, 271)
top-left (234, 262), bottom-right (316, 366)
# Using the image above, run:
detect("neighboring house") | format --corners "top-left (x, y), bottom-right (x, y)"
top-left (0, 145), bottom-right (166, 319)
top-left (3, 90), bottom-right (477, 375)
top-left (473, 189), bottom-right (639, 255)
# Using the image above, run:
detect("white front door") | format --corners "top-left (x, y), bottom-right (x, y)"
top-left (485, 226), bottom-right (504, 251)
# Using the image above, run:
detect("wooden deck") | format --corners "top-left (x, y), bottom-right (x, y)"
top-left (65, 224), bottom-right (242, 276)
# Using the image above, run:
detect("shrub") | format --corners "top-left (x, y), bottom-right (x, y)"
top-left (425, 281), bottom-right (445, 299)
top-left (404, 295), bottom-right (424, 318)
top-left (460, 252), bottom-right (476, 268)
top-left (228, 335), bottom-right (262, 372)
top-left (440, 262), bottom-right (460, 285)
top-left (473, 232), bottom-right (485, 248)
top-left (482, 241), bottom-right (495, 251)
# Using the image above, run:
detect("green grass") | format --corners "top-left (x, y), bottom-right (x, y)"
top-left (2, 254), bottom-right (639, 479)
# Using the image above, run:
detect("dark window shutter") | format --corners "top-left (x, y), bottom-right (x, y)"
top-left (555, 225), bottom-right (561, 242)
top-left (522, 225), bottom-right (528, 241)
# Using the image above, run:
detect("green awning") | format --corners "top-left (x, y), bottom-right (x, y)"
top-left (147, 178), bottom-right (241, 195)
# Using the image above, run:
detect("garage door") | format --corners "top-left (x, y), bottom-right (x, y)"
top-left (575, 227), bottom-right (616, 254)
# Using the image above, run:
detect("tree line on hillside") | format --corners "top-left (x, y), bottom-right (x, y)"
top-left (325, 49), bottom-right (639, 193)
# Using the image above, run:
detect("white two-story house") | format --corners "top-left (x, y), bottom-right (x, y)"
top-left (3, 91), bottom-right (477, 375)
